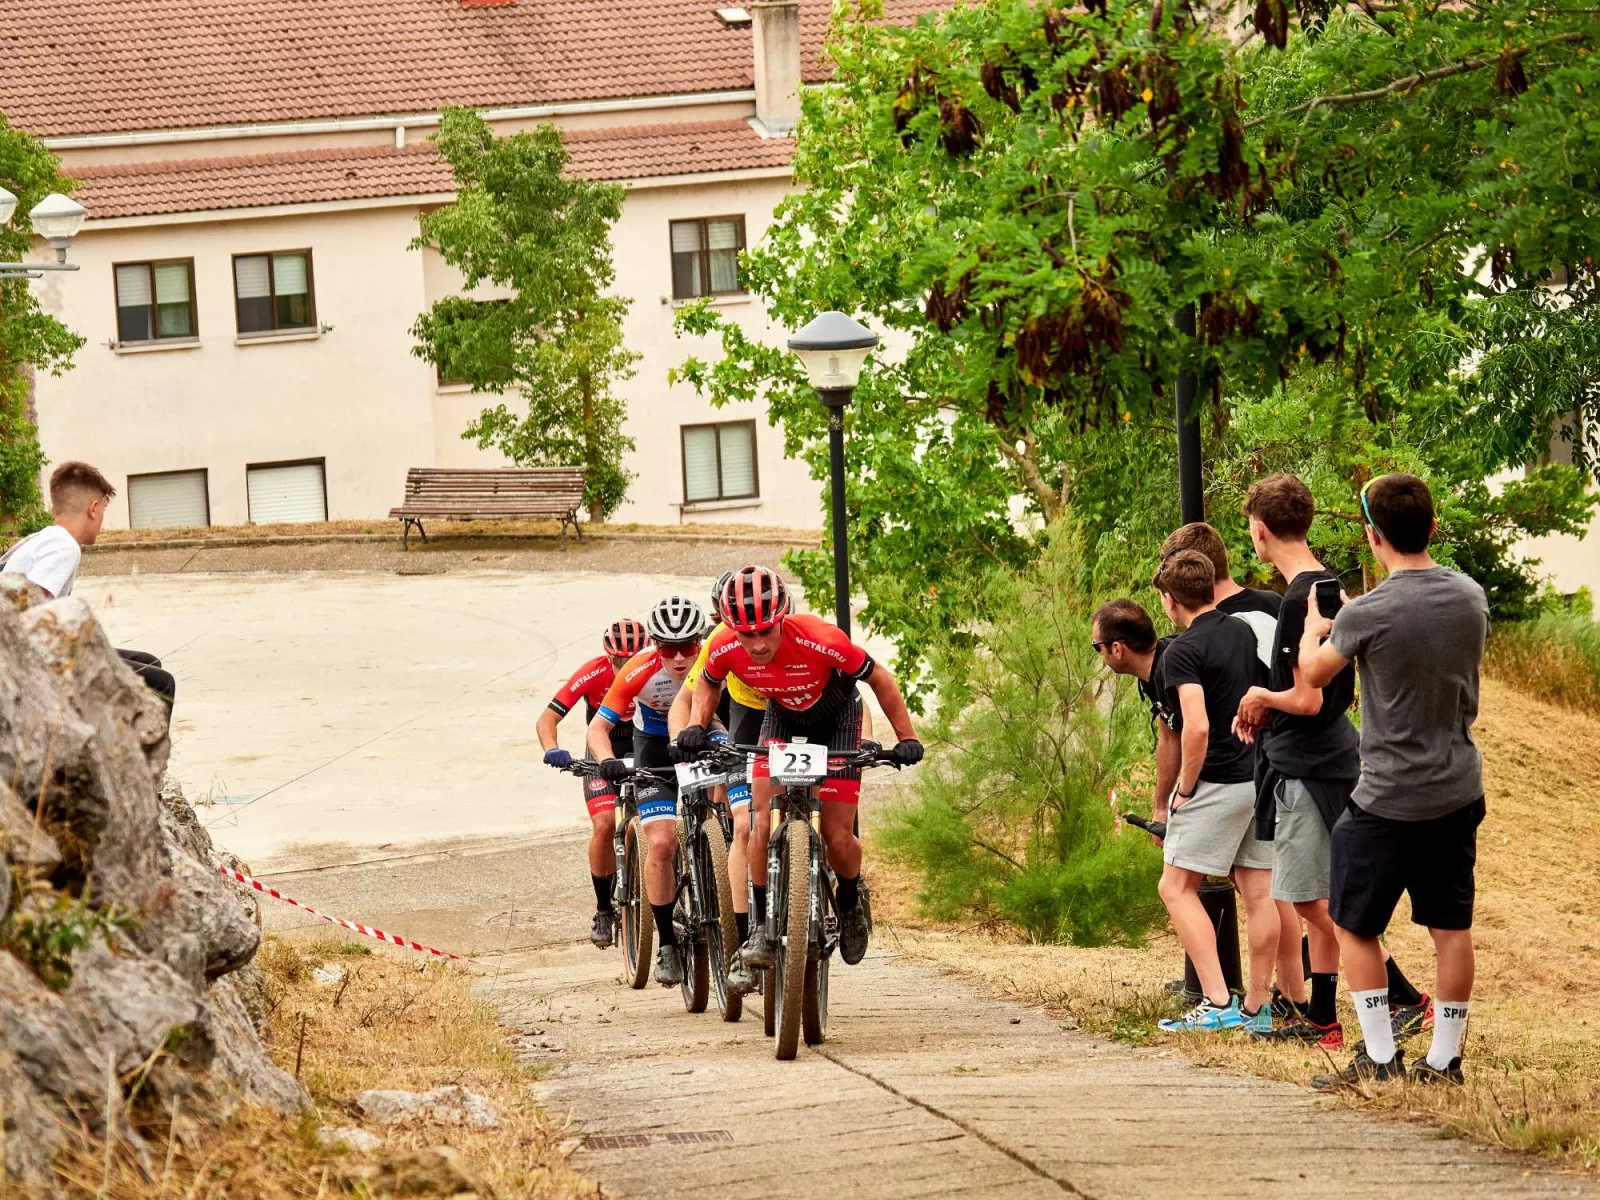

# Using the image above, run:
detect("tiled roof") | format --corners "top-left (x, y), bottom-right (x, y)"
top-left (70, 121), bottom-right (796, 219)
top-left (1, 0), bottom-right (938, 138)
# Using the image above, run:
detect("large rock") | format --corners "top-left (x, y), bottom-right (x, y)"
top-left (0, 581), bottom-right (307, 1192)
top-left (356, 1086), bottom-right (502, 1129)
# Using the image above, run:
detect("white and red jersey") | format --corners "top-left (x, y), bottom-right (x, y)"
top-left (598, 648), bottom-right (686, 737)
top-left (702, 613), bottom-right (874, 715)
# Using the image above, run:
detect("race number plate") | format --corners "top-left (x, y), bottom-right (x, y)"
top-left (675, 759), bottom-right (726, 790)
top-left (768, 741), bottom-right (828, 784)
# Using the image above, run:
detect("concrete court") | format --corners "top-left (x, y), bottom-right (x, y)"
top-left (74, 568), bottom-right (866, 873)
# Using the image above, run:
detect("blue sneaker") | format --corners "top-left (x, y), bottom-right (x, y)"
top-left (1159, 996), bottom-right (1245, 1032)
top-left (1241, 1001), bottom-right (1272, 1035)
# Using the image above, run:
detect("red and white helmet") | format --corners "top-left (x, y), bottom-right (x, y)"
top-left (602, 617), bottom-right (649, 658)
top-left (720, 566), bottom-right (790, 634)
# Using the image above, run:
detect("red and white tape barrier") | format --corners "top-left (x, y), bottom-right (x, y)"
top-left (216, 864), bottom-right (463, 961)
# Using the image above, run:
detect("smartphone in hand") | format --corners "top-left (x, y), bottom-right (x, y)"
top-left (1314, 577), bottom-right (1344, 620)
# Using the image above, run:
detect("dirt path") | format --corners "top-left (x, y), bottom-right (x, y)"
top-left (494, 941), bottom-right (1595, 1199)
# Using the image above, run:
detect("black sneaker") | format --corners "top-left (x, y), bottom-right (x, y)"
top-left (1408, 1056), bottom-right (1464, 1086)
top-left (590, 909), bottom-right (615, 949)
top-left (1311, 1046), bottom-right (1405, 1092)
top-left (839, 900), bottom-right (870, 965)
top-left (654, 945), bottom-right (684, 987)
top-left (1271, 990), bottom-right (1304, 1024)
top-left (741, 928), bottom-right (775, 968)
top-left (1391, 993), bottom-right (1433, 1042)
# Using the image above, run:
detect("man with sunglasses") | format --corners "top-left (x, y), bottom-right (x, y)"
top-left (538, 618), bottom-right (649, 949)
top-left (675, 565), bottom-right (923, 970)
top-left (1090, 599), bottom-right (1181, 829)
top-left (588, 595), bottom-right (712, 986)
top-left (1299, 473), bottom-right (1488, 1089)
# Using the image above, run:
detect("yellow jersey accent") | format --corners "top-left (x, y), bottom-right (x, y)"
top-left (685, 624), bottom-right (766, 711)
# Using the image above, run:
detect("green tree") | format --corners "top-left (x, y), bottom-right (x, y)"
top-left (411, 109), bottom-right (639, 521)
top-left (1, 114), bottom-right (83, 538)
top-left (673, 0), bottom-right (1600, 675)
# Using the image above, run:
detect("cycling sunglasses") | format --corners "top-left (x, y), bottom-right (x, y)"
top-left (657, 640), bottom-right (702, 659)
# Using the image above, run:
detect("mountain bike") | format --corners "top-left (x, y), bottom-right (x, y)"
top-left (691, 740), bottom-right (902, 1060)
top-left (562, 758), bottom-right (672, 990)
top-left (670, 750), bottom-right (743, 1015)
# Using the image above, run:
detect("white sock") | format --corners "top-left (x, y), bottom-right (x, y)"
top-left (1427, 1000), bottom-right (1469, 1070)
top-left (1352, 988), bottom-right (1396, 1064)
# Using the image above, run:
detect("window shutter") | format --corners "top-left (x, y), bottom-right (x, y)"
top-left (682, 426), bottom-right (721, 502)
top-left (707, 220), bottom-right (740, 250)
top-left (235, 256), bottom-right (270, 299)
top-left (670, 222), bottom-right (704, 253)
top-left (115, 264), bottom-right (152, 306)
top-left (717, 424), bottom-right (756, 497)
top-left (272, 253), bottom-right (309, 296)
top-left (153, 263), bottom-right (189, 304)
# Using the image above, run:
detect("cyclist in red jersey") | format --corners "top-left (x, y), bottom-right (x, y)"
top-left (676, 566), bottom-right (922, 968)
top-left (537, 618), bottom-right (648, 949)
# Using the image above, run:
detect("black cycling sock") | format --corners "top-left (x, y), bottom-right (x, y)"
top-left (836, 873), bottom-right (860, 911)
top-left (1386, 957), bottom-right (1423, 1007)
top-left (592, 874), bottom-right (614, 913)
top-left (751, 884), bottom-right (767, 925)
top-left (1309, 972), bottom-right (1338, 1027)
top-left (651, 903), bottom-right (677, 947)
top-left (735, 911), bottom-right (750, 944)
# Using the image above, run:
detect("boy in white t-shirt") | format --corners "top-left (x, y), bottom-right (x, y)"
top-left (2, 461), bottom-right (175, 709)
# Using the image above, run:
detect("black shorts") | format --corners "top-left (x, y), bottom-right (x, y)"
top-left (728, 699), bottom-right (765, 748)
top-left (715, 687), bottom-right (733, 730)
top-left (753, 693), bottom-right (863, 803)
top-left (1329, 797), bottom-right (1485, 937)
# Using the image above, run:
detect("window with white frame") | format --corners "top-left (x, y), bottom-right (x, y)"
top-left (113, 260), bottom-right (196, 343)
top-left (670, 217), bottom-right (745, 300)
top-left (681, 420), bottom-right (758, 504)
top-left (233, 250), bottom-right (316, 334)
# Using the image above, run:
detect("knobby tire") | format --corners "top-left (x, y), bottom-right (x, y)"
top-left (622, 818), bottom-right (652, 990)
top-left (677, 815), bottom-right (709, 1013)
top-left (704, 817), bottom-right (742, 1023)
top-left (775, 819), bottom-right (812, 1060)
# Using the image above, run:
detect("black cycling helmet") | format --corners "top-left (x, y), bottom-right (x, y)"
top-left (720, 565), bottom-right (790, 634)
top-left (710, 569), bottom-right (736, 625)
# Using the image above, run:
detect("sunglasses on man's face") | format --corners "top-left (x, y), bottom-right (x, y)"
top-left (658, 640), bottom-right (702, 660)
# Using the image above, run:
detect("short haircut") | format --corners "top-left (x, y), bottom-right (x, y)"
top-left (1242, 474), bottom-right (1315, 540)
top-left (1152, 548), bottom-right (1215, 610)
top-left (1092, 599), bottom-right (1157, 653)
top-left (1159, 522), bottom-right (1229, 582)
top-left (1364, 472), bottom-right (1434, 554)
top-left (49, 461), bottom-right (116, 515)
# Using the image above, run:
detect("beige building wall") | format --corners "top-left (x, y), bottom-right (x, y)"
top-left (31, 166), bottom-right (824, 530)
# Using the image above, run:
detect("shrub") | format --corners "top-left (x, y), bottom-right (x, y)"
top-left (877, 525), bottom-right (1165, 946)
top-left (1484, 612), bottom-right (1600, 715)
top-left (0, 879), bottom-right (140, 990)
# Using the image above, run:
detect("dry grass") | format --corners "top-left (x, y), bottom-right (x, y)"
top-left (1484, 615), bottom-right (1600, 715)
top-left (48, 937), bottom-right (594, 1199)
top-left (95, 518), bottom-right (813, 546)
top-left (870, 679), bottom-right (1600, 1172)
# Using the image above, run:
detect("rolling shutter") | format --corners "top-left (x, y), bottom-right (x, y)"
top-left (247, 461), bottom-right (327, 524)
top-left (717, 424), bottom-right (756, 497)
top-left (682, 426), bottom-right (720, 502)
top-left (128, 470), bottom-right (209, 530)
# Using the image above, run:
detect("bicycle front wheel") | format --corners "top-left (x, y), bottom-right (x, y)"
top-left (621, 817), bottom-right (652, 990)
top-left (703, 818), bottom-right (742, 1023)
top-left (773, 819), bottom-right (812, 1061)
top-left (677, 816), bottom-right (709, 1014)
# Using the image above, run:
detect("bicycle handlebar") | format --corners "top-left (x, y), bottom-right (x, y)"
top-left (686, 740), bottom-right (905, 772)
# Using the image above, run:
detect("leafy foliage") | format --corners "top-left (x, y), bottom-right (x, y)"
top-left (877, 528), bottom-right (1165, 945)
top-left (673, 0), bottom-right (1600, 676)
top-left (1, 876), bottom-right (140, 991)
top-left (1, 115), bottom-right (84, 537)
top-left (411, 109), bottom-right (639, 520)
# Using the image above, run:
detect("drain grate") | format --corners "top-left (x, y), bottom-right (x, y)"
top-left (585, 1131), bottom-right (734, 1150)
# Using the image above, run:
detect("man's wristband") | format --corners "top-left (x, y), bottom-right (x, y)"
top-left (1175, 785), bottom-right (1196, 799)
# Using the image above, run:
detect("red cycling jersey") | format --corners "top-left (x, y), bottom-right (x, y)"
top-left (548, 655), bottom-right (624, 724)
top-left (702, 612), bottom-right (874, 713)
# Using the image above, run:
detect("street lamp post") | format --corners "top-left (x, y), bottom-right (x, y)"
top-left (788, 311), bottom-right (880, 637)
top-left (0, 188), bottom-right (89, 279)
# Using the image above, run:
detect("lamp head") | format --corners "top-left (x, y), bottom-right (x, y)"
top-left (0, 187), bottom-right (18, 228)
top-left (29, 193), bottom-right (87, 251)
top-left (788, 311), bottom-right (879, 394)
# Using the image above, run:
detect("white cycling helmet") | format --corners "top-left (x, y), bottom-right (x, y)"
top-left (647, 594), bottom-right (709, 644)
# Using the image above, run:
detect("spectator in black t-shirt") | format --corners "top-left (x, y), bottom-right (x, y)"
top-left (1232, 475), bottom-right (1434, 1051)
top-left (1091, 600), bottom-right (1179, 827)
top-left (1147, 551), bottom-right (1279, 1034)
top-left (1159, 521), bottom-right (1280, 669)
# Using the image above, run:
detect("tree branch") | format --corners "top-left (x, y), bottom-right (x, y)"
top-left (1245, 32), bottom-right (1588, 130)
top-left (996, 430), bottom-right (1066, 521)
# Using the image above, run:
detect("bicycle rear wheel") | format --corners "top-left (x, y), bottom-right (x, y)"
top-left (773, 819), bottom-right (812, 1060)
top-left (803, 948), bottom-right (829, 1045)
top-left (703, 818), bottom-right (742, 1023)
top-left (621, 818), bottom-right (652, 990)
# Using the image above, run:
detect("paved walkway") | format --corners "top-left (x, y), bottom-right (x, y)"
top-left (497, 941), bottom-right (1595, 1200)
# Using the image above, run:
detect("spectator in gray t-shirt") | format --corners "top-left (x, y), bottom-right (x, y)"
top-left (1297, 473), bottom-right (1488, 1091)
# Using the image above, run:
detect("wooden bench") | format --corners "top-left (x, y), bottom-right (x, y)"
top-left (388, 467), bottom-right (587, 549)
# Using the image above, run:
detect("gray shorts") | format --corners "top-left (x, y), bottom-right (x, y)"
top-left (1271, 778), bottom-right (1332, 903)
top-left (1164, 779), bottom-right (1273, 877)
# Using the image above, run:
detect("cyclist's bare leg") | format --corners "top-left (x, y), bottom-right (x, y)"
top-left (820, 799), bottom-right (862, 879)
top-left (749, 776), bottom-right (773, 889)
top-left (724, 786), bottom-right (750, 916)
top-left (589, 810), bottom-right (617, 877)
top-left (643, 820), bottom-right (677, 907)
